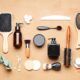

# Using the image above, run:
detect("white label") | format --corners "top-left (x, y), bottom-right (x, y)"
top-left (16, 33), bottom-right (19, 45)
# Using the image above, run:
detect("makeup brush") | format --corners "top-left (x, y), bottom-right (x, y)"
top-left (24, 40), bottom-right (31, 58)
top-left (37, 26), bottom-right (62, 31)
top-left (64, 26), bottom-right (71, 67)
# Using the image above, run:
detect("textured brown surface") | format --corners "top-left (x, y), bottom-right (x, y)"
top-left (0, 0), bottom-right (80, 80)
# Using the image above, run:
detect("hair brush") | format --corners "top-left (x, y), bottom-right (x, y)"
top-left (0, 13), bottom-right (12, 53)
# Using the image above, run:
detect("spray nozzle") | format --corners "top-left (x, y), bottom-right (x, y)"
top-left (16, 23), bottom-right (23, 27)
top-left (16, 23), bottom-right (23, 30)
top-left (48, 38), bottom-right (56, 44)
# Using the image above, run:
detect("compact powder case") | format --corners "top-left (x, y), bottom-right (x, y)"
top-left (33, 34), bottom-right (45, 47)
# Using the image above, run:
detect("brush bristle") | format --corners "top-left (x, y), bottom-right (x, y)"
top-left (0, 13), bottom-right (11, 32)
top-left (25, 40), bottom-right (31, 44)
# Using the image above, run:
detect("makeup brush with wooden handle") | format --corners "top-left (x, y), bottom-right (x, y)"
top-left (64, 26), bottom-right (71, 67)
top-left (24, 40), bottom-right (31, 58)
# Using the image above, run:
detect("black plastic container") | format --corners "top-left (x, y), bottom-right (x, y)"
top-left (48, 38), bottom-right (60, 59)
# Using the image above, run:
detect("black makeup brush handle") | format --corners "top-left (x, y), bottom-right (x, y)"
top-left (64, 48), bottom-right (71, 67)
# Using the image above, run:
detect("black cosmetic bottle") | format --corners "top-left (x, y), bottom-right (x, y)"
top-left (48, 38), bottom-right (60, 59)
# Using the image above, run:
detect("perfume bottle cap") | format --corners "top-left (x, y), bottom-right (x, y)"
top-left (49, 38), bottom-right (56, 44)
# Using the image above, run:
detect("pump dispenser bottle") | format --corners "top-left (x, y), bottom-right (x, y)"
top-left (48, 38), bottom-right (60, 59)
top-left (13, 23), bottom-right (23, 49)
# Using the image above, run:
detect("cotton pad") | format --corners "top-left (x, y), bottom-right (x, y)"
top-left (32, 60), bottom-right (41, 71)
top-left (24, 60), bottom-right (33, 71)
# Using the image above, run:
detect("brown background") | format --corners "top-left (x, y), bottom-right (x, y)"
top-left (0, 0), bottom-right (80, 80)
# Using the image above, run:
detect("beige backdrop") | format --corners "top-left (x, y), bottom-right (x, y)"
top-left (0, 0), bottom-right (80, 80)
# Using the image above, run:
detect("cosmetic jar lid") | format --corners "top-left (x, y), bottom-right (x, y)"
top-left (33, 34), bottom-right (45, 47)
